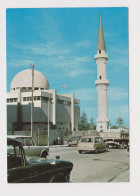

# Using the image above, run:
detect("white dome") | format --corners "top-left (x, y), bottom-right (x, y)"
top-left (10, 69), bottom-right (49, 90)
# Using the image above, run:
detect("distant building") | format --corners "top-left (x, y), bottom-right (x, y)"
top-left (7, 69), bottom-right (80, 138)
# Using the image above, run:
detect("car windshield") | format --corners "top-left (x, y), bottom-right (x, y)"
top-left (69, 137), bottom-right (76, 142)
top-left (17, 137), bottom-right (35, 146)
top-left (81, 138), bottom-right (93, 143)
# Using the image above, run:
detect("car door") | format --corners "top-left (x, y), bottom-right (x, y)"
top-left (99, 137), bottom-right (105, 150)
top-left (8, 164), bottom-right (37, 183)
top-left (23, 137), bottom-right (41, 157)
top-left (8, 145), bottom-right (37, 183)
top-left (97, 137), bottom-right (103, 151)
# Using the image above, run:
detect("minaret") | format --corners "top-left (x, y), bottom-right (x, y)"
top-left (94, 15), bottom-right (109, 132)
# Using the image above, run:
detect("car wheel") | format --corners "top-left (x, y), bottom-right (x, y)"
top-left (94, 148), bottom-right (99, 154)
top-left (41, 151), bottom-right (48, 158)
top-left (78, 150), bottom-right (82, 154)
top-left (105, 146), bottom-right (108, 152)
top-left (127, 146), bottom-right (129, 152)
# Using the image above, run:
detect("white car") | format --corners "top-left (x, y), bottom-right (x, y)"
top-left (77, 136), bottom-right (108, 154)
top-left (8, 135), bottom-right (49, 158)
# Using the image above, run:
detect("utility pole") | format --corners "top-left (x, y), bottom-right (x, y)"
top-left (48, 96), bottom-right (50, 147)
top-left (30, 64), bottom-right (34, 138)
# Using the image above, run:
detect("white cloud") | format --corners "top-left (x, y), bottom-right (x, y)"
top-left (8, 59), bottom-right (35, 67)
top-left (109, 58), bottom-right (128, 67)
top-left (108, 45), bottom-right (128, 67)
top-left (108, 104), bottom-right (129, 125)
top-left (72, 56), bottom-right (92, 63)
top-left (67, 69), bottom-right (94, 77)
top-left (13, 43), bottom-right (72, 56)
top-left (66, 88), bottom-right (97, 101)
top-left (110, 45), bottom-right (128, 55)
top-left (108, 87), bottom-right (128, 101)
top-left (74, 40), bottom-right (91, 48)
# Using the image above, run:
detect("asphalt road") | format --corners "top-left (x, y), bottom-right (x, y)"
top-left (48, 146), bottom-right (130, 183)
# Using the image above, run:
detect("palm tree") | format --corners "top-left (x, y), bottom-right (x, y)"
top-left (116, 117), bottom-right (124, 127)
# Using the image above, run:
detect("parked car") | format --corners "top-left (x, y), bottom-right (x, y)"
top-left (68, 136), bottom-right (81, 147)
top-left (7, 137), bottom-right (73, 183)
top-left (77, 136), bottom-right (108, 154)
top-left (105, 139), bottom-right (120, 148)
top-left (127, 143), bottom-right (129, 152)
top-left (8, 135), bottom-right (49, 158)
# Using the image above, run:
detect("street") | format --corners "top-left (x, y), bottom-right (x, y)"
top-left (48, 146), bottom-right (129, 182)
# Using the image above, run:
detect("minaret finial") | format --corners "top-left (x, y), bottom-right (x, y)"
top-left (97, 14), bottom-right (106, 51)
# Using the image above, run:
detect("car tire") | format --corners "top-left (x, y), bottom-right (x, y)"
top-left (105, 146), bottom-right (108, 152)
top-left (78, 150), bottom-right (82, 154)
top-left (127, 146), bottom-right (129, 152)
top-left (94, 148), bottom-right (99, 154)
top-left (41, 151), bottom-right (48, 158)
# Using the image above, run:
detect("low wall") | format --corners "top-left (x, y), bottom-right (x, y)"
top-left (10, 129), bottom-right (99, 145)
top-left (12, 130), bottom-right (60, 146)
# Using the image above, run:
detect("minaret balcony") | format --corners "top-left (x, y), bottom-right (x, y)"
top-left (97, 118), bottom-right (109, 123)
top-left (94, 53), bottom-right (108, 60)
top-left (95, 79), bottom-right (109, 85)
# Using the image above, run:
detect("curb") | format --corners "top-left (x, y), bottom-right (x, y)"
top-left (111, 169), bottom-right (130, 182)
top-left (50, 145), bottom-right (68, 148)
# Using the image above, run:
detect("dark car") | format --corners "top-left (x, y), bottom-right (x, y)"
top-left (127, 143), bottom-right (129, 152)
top-left (68, 136), bottom-right (81, 147)
top-left (7, 137), bottom-right (73, 183)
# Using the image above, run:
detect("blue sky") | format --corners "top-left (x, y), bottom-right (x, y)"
top-left (6, 7), bottom-right (129, 126)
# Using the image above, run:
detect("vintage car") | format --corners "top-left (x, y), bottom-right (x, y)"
top-left (77, 136), bottom-right (108, 154)
top-left (127, 142), bottom-right (129, 152)
top-left (105, 139), bottom-right (120, 148)
top-left (8, 135), bottom-right (49, 158)
top-left (68, 136), bottom-right (81, 147)
top-left (7, 137), bottom-right (73, 183)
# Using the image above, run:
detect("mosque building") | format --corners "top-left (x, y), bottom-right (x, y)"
top-left (7, 69), bottom-right (80, 141)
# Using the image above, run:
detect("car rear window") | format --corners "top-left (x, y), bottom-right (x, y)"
top-left (80, 138), bottom-right (93, 143)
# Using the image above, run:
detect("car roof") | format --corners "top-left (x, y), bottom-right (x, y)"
top-left (7, 135), bottom-right (32, 139)
top-left (81, 136), bottom-right (100, 138)
top-left (7, 137), bottom-right (22, 146)
top-left (70, 136), bottom-right (81, 138)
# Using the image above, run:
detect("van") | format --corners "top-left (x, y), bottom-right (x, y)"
top-left (77, 136), bottom-right (108, 154)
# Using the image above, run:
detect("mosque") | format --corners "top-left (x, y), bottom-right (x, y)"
top-left (7, 15), bottom-right (123, 144)
top-left (7, 14), bottom-right (109, 142)
top-left (7, 68), bottom-right (80, 143)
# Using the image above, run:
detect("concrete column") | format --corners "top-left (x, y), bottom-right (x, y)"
top-left (71, 94), bottom-right (74, 132)
top-left (52, 90), bottom-right (56, 125)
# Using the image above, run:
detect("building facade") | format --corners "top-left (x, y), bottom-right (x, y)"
top-left (7, 69), bottom-right (80, 138)
top-left (94, 15), bottom-right (110, 132)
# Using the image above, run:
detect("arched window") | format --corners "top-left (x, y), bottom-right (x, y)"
top-left (99, 50), bottom-right (101, 54)
top-left (99, 76), bottom-right (102, 80)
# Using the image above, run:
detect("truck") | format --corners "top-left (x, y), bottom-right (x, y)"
top-left (98, 128), bottom-right (129, 148)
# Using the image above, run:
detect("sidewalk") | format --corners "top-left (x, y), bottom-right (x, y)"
top-left (111, 169), bottom-right (130, 182)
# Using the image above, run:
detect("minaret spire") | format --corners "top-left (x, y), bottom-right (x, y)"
top-left (97, 14), bottom-right (106, 51)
